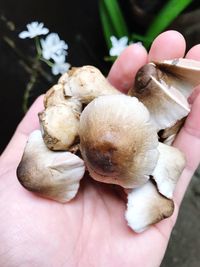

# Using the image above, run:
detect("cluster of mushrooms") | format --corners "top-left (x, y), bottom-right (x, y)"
top-left (17, 58), bottom-right (200, 233)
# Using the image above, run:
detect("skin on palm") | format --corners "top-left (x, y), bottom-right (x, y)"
top-left (0, 169), bottom-right (171, 267)
top-left (0, 30), bottom-right (200, 267)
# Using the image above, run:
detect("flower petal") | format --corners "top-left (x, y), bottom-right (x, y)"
top-left (109, 47), bottom-right (118, 57)
top-left (119, 36), bottom-right (128, 46)
top-left (18, 31), bottom-right (30, 39)
top-left (110, 36), bottom-right (118, 46)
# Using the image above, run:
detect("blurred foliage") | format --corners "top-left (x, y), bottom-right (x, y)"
top-left (99, 0), bottom-right (193, 60)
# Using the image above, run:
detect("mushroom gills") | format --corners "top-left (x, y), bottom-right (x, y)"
top-left (155, 58), bottom-right (200, 96)
top-left (149, 75), bottom-right (190, 130)
top-left (17, 130), bottom-right (85, 203)
top-left (129, 60), bottom-right (195, 131)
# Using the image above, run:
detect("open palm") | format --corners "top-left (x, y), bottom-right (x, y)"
top-left (0, 31), bottom-right (200, 267)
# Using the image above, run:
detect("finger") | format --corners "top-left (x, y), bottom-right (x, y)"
top-left (173, 92), bottom-right (200, 205)
top-left (185, 44), bottom-right (200, 60)
top-left (0, 95), bottom-right (44, 171)
top-left (172, 44), bottom-right (200, 204)
top-left (148, 30), bottom-right (186, 61)
top-left (107, 43), bottom-right (148, 93)
top-left (188, 86), bottom-right (200, 104)
top-left (185, 44), bottom-right (200, 104)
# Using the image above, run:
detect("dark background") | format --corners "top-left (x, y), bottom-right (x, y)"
top-left (0, 0), bottom-right (200, 266)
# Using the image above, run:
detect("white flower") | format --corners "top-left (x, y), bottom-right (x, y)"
top-left (51, 55), bottom-right (70, 75)
top-left (41, 33), bottom-right (68, 60)
top-left (109, 36), bottom-right (129, 57)
top-left (19, 22), bottom-right (49, 39)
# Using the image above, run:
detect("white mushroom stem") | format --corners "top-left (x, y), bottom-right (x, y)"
top-left (125, 180), bottom-right (174, 233)
top-left (152, 142), bottom-right (186, 199)
top-left (63, 65), bottom-right (121, 103)
top-left (17, 130), bottom-right (85, 203)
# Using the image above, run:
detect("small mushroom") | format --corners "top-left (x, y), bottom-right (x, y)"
top-left (79, 94), bottom-right (159, 188)
top-left (39, 103), bottom-right (81, 151)
top-left (152, 142), bottom-right (186, 199)
top-left (125, 180), bottom-right (174, 233)
top-left (63, 65), bottom-right (121, 104)
top-left (17, 130), bottom-right (85, 203)
top-left (39, 84), bottom-right (82, 150)
top-left (129, 59), bottom-right (200, 143)
top-left (40, 66), bottom-right (121, 151)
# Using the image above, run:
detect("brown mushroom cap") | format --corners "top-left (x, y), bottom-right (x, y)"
top-left (17, 130), bottom-right (85, 203)
top-left (79, 94), bottom-right (159, 188)
top-left (125, 180), bottom-right (174, 233)
top-left (64, 65), bottom-right (121, 104)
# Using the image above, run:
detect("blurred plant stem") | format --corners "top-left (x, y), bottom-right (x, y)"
top-left (23, 67), bottom-right (38, 112)
top-left (2, 35), bottom-right (53, 113)
top-left (22, 43), bottom-right (43, 112)
top-left (1, 15), bottom-right (53, 113)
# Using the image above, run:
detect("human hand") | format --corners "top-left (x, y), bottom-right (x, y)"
top-left (0, 30), bottom-right (200, 267)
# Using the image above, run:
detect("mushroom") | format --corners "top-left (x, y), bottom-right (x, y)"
top-left (39, 83), bottom-right (82, 150)
top-left (128, 58), bottom-right (200, 142)
top-left (16, 61), bottom-right (191, 232)
top-left (79, 94), bottom-right (159, 188)
top-left (17, 130), bottom-right (85, 203)
top-left (155, 58), bottom-right (200, 94)
top-left (63, 65), bottom-right (121, 104)
top-left (125, 180), bottom-right (174, 233)
top-left (152, 142), bottom-right (186, 199)
top-left (79, 94), bottom-right (185, 195)
top-left (39, 102), bottom-right (81, 151)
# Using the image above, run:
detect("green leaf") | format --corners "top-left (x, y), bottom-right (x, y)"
top-left (102, 0), bottom-right (129, 38)
top-left (131, 33), bottom-right (152, 44)
top-left (104, 55), bottom-right (117, 62)
top-left (144, 0), bottom-right (193, 48)
top-left (99, 0), bottom-right (116, 49)
top-left (99, 0), bottom-right (130, 50)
